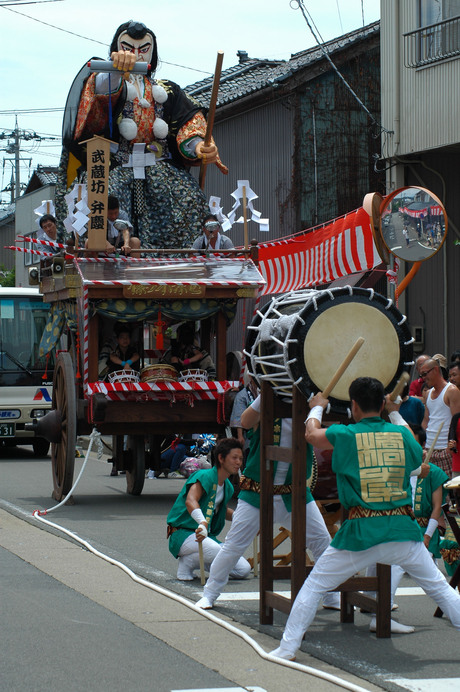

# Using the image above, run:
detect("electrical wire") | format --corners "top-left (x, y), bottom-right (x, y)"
top-left (291, 0), bottom-right (388, 134)
top-left (1, 4), bottom-right (212, 74)
top-left (29, 429), bottom-right (372, 692)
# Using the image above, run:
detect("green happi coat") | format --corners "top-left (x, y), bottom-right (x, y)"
top-left (326, 417), bottom-right (424, 551)
top-left (167, 466), bottom-right (234, 559)
top-left (413, 462), bottom-right (449, 558)
top-left (238, 422), bottom-right (315, 511)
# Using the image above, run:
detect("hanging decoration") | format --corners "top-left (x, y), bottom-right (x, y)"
top-left (226, 180), bottom-right (269, 232)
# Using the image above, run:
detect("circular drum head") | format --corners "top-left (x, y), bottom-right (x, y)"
top-left (286, 288), bottom-right (413, 415)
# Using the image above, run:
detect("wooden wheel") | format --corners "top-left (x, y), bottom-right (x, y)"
top-left (125, 435), bottom-right (145, 496)
top-left (51, 352), bottom-right (77, 500)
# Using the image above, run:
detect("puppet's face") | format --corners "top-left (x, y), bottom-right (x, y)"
top-left (118, 31), bottom-right (153, 63)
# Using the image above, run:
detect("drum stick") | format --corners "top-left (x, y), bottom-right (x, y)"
top-left (253, 535), bottom-right (258, 577)
top-left (389, 371), bottom-right (410, 402)
top-left (199, 542), bottom-right (206, 586)
top-left (322, 337), bottom-right (365, 399)
top-left (424, 421), bottom-right (445, 464)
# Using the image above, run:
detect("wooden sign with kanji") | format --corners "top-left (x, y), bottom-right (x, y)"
top-left (81, 135), bottom-right (112, 250)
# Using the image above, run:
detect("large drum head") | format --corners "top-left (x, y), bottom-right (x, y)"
top-left (286, 287), bottom-right (413, 414)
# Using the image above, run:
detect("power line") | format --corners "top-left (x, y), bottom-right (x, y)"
top-left (2, 4), bottom-right (212, 74)
top-left (292, 0), bottom-right (385, 133)
top-left (0, 1), bottom-right (63, 5)
top-left (0, 108), bottom-right (64, 114)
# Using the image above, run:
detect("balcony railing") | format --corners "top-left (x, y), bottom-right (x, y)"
top-left (404, 15), bottom-right (460, 67)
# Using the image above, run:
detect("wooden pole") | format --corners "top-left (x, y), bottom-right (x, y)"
top-left (199, 542), bottom-right (206, 586)
top-left (199, 51), bottom-right (224, 190)
top-left (322, 337), bottom-right (365, 398)
top-left (242, 185), bottom-right (249, 251)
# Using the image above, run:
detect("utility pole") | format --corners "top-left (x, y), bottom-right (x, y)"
top-left (0, 117), bottom-right (59, 201)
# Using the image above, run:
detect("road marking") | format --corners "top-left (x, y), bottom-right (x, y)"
top-left (390, 679), bottom-right (460, 691)
top-left (193, 587), bottom-right (425, 602)
top-left (171, 689), bottom-right (267, 692)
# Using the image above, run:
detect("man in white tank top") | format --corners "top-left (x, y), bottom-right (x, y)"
top-left (422, 358), bottom-right (460, 475)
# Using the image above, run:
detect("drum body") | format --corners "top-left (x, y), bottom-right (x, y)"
top-left (245, 289), bottom-right (317, 399)
top-left (245, 287), bottom-right (414, 415)
top-left (140, 364), bottom-right (178, 384)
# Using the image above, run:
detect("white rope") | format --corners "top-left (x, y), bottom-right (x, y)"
top-left (35, 429), bottom-right (102, 516)
top-left (31, 508), bottom-right (372, 692)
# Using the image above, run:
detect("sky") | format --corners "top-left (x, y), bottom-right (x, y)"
top-left (0, 0), bottom-right (380, 207)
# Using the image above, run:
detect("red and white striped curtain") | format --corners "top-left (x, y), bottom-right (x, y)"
top-left (257, 207), bottom-right (381, 295)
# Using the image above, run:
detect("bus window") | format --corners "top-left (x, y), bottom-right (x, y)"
top-left (0, 288), bottom-right (54, 456)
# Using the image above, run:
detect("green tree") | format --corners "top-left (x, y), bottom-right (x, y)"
top-left (0, 266), bottom-right (15, 286)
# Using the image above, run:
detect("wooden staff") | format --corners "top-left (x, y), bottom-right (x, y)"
top-left (322, 337), bottom-right (365, 399)
top-left (389, 371), bottom-right (410, 402)
top-left (425, 421), bottom-right (445, 464)
top-left (253, 535), bottom-right (258, 578)
top-left (199, 50), bottom-right (224, 190)
top-left (199, 541), bottom-right (206, 586)
top-left (242, 185), bottom-right (249, 250)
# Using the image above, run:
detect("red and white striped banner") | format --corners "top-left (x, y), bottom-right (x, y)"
top-left (257, 207), bottom-right (380, 295)
top-left (86, 380), bottom-right (238, 402)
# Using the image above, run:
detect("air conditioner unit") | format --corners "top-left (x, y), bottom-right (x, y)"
top-left (410, 325), bottom-right (425, 349)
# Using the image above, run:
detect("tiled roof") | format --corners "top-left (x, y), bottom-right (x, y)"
top-left (186, 21), bottom-right (379, 107)
top-left (34, 166), bottom-right (59, 187)
top-left (23, 166), bottom-right (59, 194)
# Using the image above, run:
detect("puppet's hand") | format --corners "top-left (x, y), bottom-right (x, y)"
top-left (195, 141), bottom-right (218, 165)
top-left (111, 50), bottom-right (136, 79)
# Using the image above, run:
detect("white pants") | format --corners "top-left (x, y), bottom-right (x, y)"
top-left (203, 497), bottom-right (339, 607)
top-left (279, 541), bottom-right (460, 656)
top-left (178, 533), bottom-right (251, 579)
top-left (365, 563), bottom-right (405, 606)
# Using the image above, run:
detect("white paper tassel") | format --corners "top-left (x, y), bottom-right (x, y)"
top-left (152, 84), bottom-right (167, 103)
top-left (125, 82), bottom-right (137, 101)
top-left (153, 118), bottom-right (168, 139)
top-left (138, 97), bottom-right (150, 108)
top-left (118, 118), bottom-right (138, 141)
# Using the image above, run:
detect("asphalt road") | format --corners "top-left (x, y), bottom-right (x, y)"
top-left (1, 442), bottom-right (460, 692)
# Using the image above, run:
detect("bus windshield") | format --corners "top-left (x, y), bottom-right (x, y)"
top-left (0, 293), bottom-right (55, 387)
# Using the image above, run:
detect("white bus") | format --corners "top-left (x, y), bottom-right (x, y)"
top-left (0, 287), bottom-right (54, 456)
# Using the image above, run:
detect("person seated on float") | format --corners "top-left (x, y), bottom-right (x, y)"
top-left (38, 214), bottom-right (58, 247)
top-left (170, 322), bottom-right (216, 379)
top-left (191, 214), bottom-right (234, 253)
top-left (106, 324), bottom-right (140, 377)
top-left (85, 195), bottom-right (141, 256)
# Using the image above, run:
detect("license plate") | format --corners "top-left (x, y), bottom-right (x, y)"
top-left (0, 422), bottom-right (15, 437)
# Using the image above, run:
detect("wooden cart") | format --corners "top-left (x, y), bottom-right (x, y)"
top-left (36, 251), bottom-right (264, 500)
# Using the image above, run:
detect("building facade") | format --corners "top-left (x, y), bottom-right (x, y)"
top-left (380, 0), bottom-right (460, 357)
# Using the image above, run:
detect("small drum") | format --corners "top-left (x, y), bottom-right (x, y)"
top-left (107, 370), bottom-right (140, 384)
top-left (245, 286), bottom-right (414, 415)
top-left (179, 368), bottom-right (208, 383)
top-left (140, 364), bottom-right (178, 383)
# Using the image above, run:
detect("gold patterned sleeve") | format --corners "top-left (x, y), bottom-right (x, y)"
top-left (177, 112), bottom-right (228, 173)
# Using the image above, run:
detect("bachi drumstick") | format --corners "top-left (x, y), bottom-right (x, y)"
top-left (321, 337), bottom-right (365, 399)
top-left (389, 371), bottom-right (410, 402)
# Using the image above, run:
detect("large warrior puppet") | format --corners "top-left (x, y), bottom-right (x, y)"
top-left (56, 20), bottom-right (227, 248)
